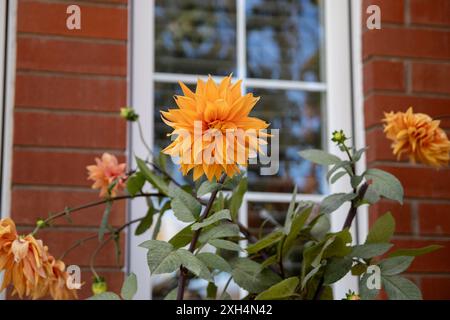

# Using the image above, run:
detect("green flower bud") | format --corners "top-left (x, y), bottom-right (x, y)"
top-left (331, 130), bottom-right (347, 145)
top-left (344, 290), bottom-right (360, 300)
top-left (36, 219), bottom-right (47, 229)
top-left (120, 107), bottom-right (139, 122)
top-left (92, 277), bottom-right (108, 295)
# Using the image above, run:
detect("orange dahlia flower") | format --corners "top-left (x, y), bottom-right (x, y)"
top-left (0, 218), bottom-right (77, 299)
top-left (87, 153), bottom-right (127, 197)
top-left (161, 76), bottom-right (270, 181)
top-left (383, 107), bottom-right (450, 168)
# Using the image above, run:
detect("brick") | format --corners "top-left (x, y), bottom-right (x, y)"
top-left (365, 128), bottom-right (397, 163)
top-left (11, 189), bottom-right (126, 227)
top-left (412, 63), bottom-right (450, 95)
top-left (391, 239), bottom-right (450, 273)
top-left (15, 74), bottom-right (126, 112)
top-left (362, 0), bottom-right (404, 25)
top-left (369, 200), bottom-right (412, 234)
top-left (411, 0), bottom-right (450, 27)
top-left (418, 203), bottom-right (450, 236)
top-left (363, 28), bottom-right (450, 60)
top-left (14, 112), bottom-right (126, 149)
top-left (18, 1), bottom-right (127, 40)
top-left (33, 229), bottom-right (125, 267)
top-left (12, 150), bottom-right (126, 187)
top-left (421, 276), bottom-right (450, 300)
top-left (364, 95), bottom-right (450, 129)
top-left (363, 60), bottom-right (405, 93)
top-left (376, 165), bottom-right (450, 199)
top-left (17, 37), bottom-right (126, 76)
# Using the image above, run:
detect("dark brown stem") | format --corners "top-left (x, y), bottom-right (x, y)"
top-left (342, 182), bottom-right (370, 230)
top-left (176, 174), bottom-right (227, 300)
top-left (31, 192), bottom-right (164, 236)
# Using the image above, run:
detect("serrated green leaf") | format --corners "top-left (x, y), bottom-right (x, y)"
top-left (382, 275), bottom-right (422, 300)
top-left (135, 205), bottom-right (155, 236)
top-left (169, 183), bottom-right (202, 223)
top-left (246, 231), bottom-right (284, 254)
top-left (192, 209), bottom-right (231, 231)
top-left (365, 168), bottom-right (403, 204)
top-left (231, 258), bottom-right (281, 293)
top-left (388, 245), bottom-right (443, 258)
top-left (365, 212), bottom-right (395, 244)
top-left (176, 249), bottom-right (212, 281)
top-left (87, 292), bottom-right (121, 300)
top-left (168, 224), bottom-right (194, 249)
top-left (351, 243), bottom-right (393, 259)
top-left (209, 239), bottom-right (241, 252)
top-left (126, 172), bottom-right (146, 196)
top-left (120, 273), bottom-right (137, 300)
top-left (299, 149), bottom-right (341, 165)
top-left (255, 277), bottom-right (299, 300)
top-left (197, 181), bottom-right (220, 197)
top-left (198, 223), bottom-right (240, 243)
top-left (320, 193), bottom-right (357, 215)
top-left (136, 157), bottom-right (169, 195)
top-left (139, 240), bottom-right (177, 274)
top-left (196, 252), bottom-right (231, 273)
top-left (379, 256), bottom-right (414, 276)
top-left (359, 272), bottom-right (380, 300)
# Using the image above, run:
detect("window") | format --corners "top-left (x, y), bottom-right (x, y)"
top-left (130, 0), bottom-right (358, 299)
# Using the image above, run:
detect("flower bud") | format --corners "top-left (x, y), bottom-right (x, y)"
top-left (92, 277), bottom-right (108, 295)
top-left (331, 130), bottom-right (347, 145)
top-left (120, 107), bottom-right (139, 122)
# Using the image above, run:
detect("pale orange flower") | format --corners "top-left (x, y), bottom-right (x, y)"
top-left (383, 107), bottom-right (450, 168)
top-left (87, 153), bottom-right (127, 197)
top-left (0, 218), bottom-right (77, 299)
top-left (44, 256), bottom-right (78, 300)
top-left (161, 76), bottom-right (270, 181)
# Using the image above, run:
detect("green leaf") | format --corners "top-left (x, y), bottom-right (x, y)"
top-left (351, 243), bottom-right (393, 259)
top-left (231, 258), bottom-right (281, 293)
top-left (261, 255), bottom-right (278, 268)
top-left (196, 252), bottom-right (231, 273)
top-left (362, 185), bottom-right (381, 204)
top-left (365, 212), bottom-right (395, 244)
top-left (139, 240), bottom-right (177, 274)
top-left (353, 147), bottom-right (368, 162)
top-left (282, 207), bottom-right (312, 255)
top-left (351, 263), bottom-right (367, 276)
top-left (176, 249), bottom-right (212, 281)
top-left (164, 288), bottom-right (177, 300)
top-left (126, 172), bottom-right (146, 196)
top-left (98, 201), bottom-right (112, 241)
top-left (197, 181), bottom-right (220, 197)
top-left (382, 275), bottom-right (422, 300)
top-left (359, 272), bottom-right (380, 300)
top-left (135, 205), bottom-right (155, 236)
top-left (207, 282), bottom-right (218, 299)
top-left (246, 231), bottom-right (284, 254)
top-left (255, 277), bottom-right (299, 300)
top-left (365, 168), bottom-right (403, 204)
top-left (283, 185), bottom-right (298, 234)
top-left (209, 239), bottom-right (241, 252)
top-left (199, 224), bottom-right (240, 243)
top-left (229, 178), bottom-right (247, 220)
top-left (168, 224), bottom-right (194, 249)
top-left (320, 193), bottom-right (357, 214)
top-left (192, 209), bottom-right (231, 231)
top-left (330, 171), bottom-right (347, 184)
top-left (136, 157), bottom-right (169, 195)
top-left (152, 201), bottom-right (170, 239)
top-left (298, 149), bottom-right (341, 165)
top-left (120, 273), bottom-right (137, 300)
top-left (87, 292), bottom-right (121, 300)
top-left (310, 214), bottom-right (331, 240)
top-left (388, 245), bottom-right (443, 258)
top-left (324, 257), bottom-right (352, 285)
top-left (351, 175), bottom-right (363, 189)
top-left (169, 183), bottom-right (202, 223)
top-left (327, 161), bottom-right (352, 181)
top-left (379, 256), bottom-right (414, 276)
top-left (301, 264), bottom-right (322, 289)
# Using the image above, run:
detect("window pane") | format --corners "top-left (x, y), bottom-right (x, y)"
top-left (155, 0), bottom-right (237, 76)
top-left (246, 0), bottom-right (324, 82)
top-left (246, 88), bottom-right (326, 194)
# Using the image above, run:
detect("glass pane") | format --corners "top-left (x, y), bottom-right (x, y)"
top-left (246, 88), bottom-right (326, 194)
top-left (246, 0), bottom-right (324, 81)
top-left (155, 0), bottom-right (237, 76)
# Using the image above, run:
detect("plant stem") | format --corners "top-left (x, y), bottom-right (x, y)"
top-left (176, 174), bottom-right (227, 300)
top-left (31, 193), bottom-right (164, 236)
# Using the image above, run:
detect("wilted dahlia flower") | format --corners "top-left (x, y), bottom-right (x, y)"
top-left (383, 107), bottom-right (450, 168)
top-left (0, 218), bottom-right (77, 299)
top-left (87, 153), bottom-right (127, 197)
top-left (161, 76), bottom-right (270, 181)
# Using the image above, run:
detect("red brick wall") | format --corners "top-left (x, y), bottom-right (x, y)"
top-left (10, 0), bottom-right (128, 299)
top-left (363, 0), bottom-right (450, 299)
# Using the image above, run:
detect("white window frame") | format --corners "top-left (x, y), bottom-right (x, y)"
top-left (0, 0), bottom-right (17, 301)
top-left (129, 0), bottom-right (365, 299)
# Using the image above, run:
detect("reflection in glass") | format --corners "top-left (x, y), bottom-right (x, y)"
top-left (246, 88), bottom-right (326, 194)
top-left (246, 0), bottom-right (324, 81)
top-left (155, 0), bottom-right (236, 75)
